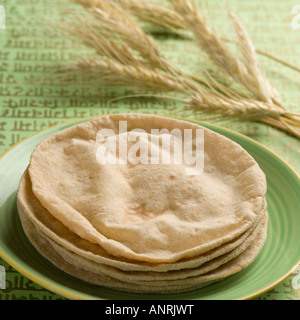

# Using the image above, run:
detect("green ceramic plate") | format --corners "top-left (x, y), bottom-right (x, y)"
top-left (0, 116), bottom-right (299, 300)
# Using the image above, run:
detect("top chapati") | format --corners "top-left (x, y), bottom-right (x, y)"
top-left (27, 114), bottom-right (267, 263)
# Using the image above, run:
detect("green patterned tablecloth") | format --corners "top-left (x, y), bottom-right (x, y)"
top-left (0, 0), bottom-right (299, 300)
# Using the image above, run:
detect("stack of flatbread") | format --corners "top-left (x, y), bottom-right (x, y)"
top-left (17, 114), bottom-right (268, 294)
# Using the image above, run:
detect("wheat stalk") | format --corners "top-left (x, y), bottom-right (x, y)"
top-left (228, 12), bottom-right (280, 105)
top-left (72, 0), bottom-right (170, 71)
top-left (69, 57), bottom-right (190, 94)
top-left (56, 1), bottom-right (212, 93)
top-left (167, 1), bottom-right (278, 104)
top-left (91, 0), bottom-right (187, 31)
top-left (112, 0), bottom-right (300, 76)
top-left (51, 0), bottom-right (300, 139)
top-left (165, 0), bottom-right (300, 136)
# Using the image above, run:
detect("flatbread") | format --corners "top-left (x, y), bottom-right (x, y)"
top-left (17, 168), bottom-right (267, 278)
top-left (27, 114), bottom-right (267, 263)
top-left (18, 201), bottom-right (268, 294)
top-left (17, 113), bottom-right (268, 294)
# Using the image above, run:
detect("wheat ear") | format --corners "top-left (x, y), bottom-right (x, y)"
top-left (52, 0), bottom-right (300, 138)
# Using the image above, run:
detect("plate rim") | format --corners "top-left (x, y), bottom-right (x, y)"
top-left (0, 113), bottom-right (299, 300)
